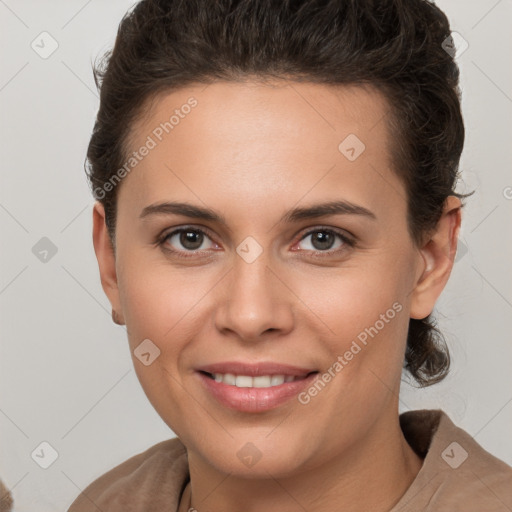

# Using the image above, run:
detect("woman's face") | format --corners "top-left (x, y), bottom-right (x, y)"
top-left (94, 80), bottom-right (448, 477)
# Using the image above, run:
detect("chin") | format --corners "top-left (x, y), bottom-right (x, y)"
top-left (191, 434), bottom-right (315, 479)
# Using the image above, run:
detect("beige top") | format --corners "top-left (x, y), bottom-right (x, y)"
top-left (68, 409), bottom-right (512, 511)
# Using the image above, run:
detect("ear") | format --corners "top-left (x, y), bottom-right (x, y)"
top-left (92, 202), bottom-right (125, 324)
top-left (409, 196), bottom-right (462, 320)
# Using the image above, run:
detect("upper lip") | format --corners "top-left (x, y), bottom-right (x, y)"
top-left (196, 361), bottom-right (318, 377)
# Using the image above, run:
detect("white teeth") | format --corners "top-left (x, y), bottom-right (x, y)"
top-left (235, 375), bottom-right (253, 388)
top-left (211, 373), bottom-right (300, 388)
top-left (223, 373), bottom-right (236, 386)
top-left (253, 375), bottom-right (272, 387)
top-left (270, 375), bottom-right (285, 386)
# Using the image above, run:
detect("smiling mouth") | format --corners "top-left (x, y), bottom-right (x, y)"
top-left (199, 370), bottom-right (319, 388)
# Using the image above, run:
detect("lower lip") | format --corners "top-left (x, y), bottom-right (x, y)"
top-left (196, 371), bottom-right (318, 413)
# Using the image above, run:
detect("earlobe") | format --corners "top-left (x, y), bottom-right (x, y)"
top-left (409, 196), bottom-right (462, 320)
top-left (92, 202), bottom-right (124, 322)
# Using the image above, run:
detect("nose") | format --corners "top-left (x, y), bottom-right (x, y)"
top-left (213, 249), bottom-right (294, 343)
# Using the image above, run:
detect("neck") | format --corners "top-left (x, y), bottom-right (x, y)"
top-left (180, 410), bottom-right (423, 512)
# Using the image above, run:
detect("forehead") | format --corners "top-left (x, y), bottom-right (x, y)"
top-left (130, 79), bottom-right (391, 152)
top-left (118, 80), bottom-right (405, 225)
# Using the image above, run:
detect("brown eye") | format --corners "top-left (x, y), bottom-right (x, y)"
top-left (295, 228), bottom-right (355, 255)
top-left (159, 227), bottom-right (217, 256)
top-left (306, 231), bottom-right (337, 251)
top-left (176, 229), bottom-right (205, 250)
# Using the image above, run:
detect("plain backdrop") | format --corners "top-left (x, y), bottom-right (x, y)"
top-left (0, 0), bottom-right (511, 510)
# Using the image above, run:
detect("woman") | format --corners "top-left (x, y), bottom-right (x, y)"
top-left (69, 0), bottom-right (512, 510)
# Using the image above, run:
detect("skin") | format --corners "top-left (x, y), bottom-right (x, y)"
top-left (93, 80), bottom-right (461, 512)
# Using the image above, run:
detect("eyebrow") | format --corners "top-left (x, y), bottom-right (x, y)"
top-left (139, 200), bottom-right (377, 226)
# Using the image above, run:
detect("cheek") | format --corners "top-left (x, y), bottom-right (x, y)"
top-left (292, 268), bottom-right (408, 459)
top-left (118, 255), bottom-right (203, 344)
top-left (300, 263), bottom-right (406, 337)
top-left (296, 265), bottom-right (409, 389)
top-left (117, 260), bottom-right (207, 433)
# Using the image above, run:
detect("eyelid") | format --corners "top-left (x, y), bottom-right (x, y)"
top-left (297, 225), bottom-right (355, 242)
top-left (156, 224), bottom-right (216, 242)
top-left (292, 225), bottom-right (356, 253)
top-left (156, 224), bottom-right (356, 256)
top-left (156, 224), bottom-right (219, 251)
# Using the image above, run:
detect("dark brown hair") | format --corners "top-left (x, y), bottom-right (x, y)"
top-left (86, 0), bottom-right (473, 386)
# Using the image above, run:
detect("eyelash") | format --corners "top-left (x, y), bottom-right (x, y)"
top-left (155, 225), bottom-right (356, 259)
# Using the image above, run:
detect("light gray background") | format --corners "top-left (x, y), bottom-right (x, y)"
top-left (1, 0), bottom-right (511, 510)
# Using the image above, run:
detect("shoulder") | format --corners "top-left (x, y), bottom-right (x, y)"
top-left (396, 409), bottom-right (512, 512)
top-left (67, 437), bottom-right (189, 512)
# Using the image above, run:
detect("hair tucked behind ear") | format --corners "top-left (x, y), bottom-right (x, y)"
top-left (86, 0), bottom-right (474, 386)
top-left (405, 316), bottom-right (450, 386)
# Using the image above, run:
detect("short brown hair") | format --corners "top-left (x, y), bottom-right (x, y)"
top-left (86, 0), bottom-right (473, 386)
